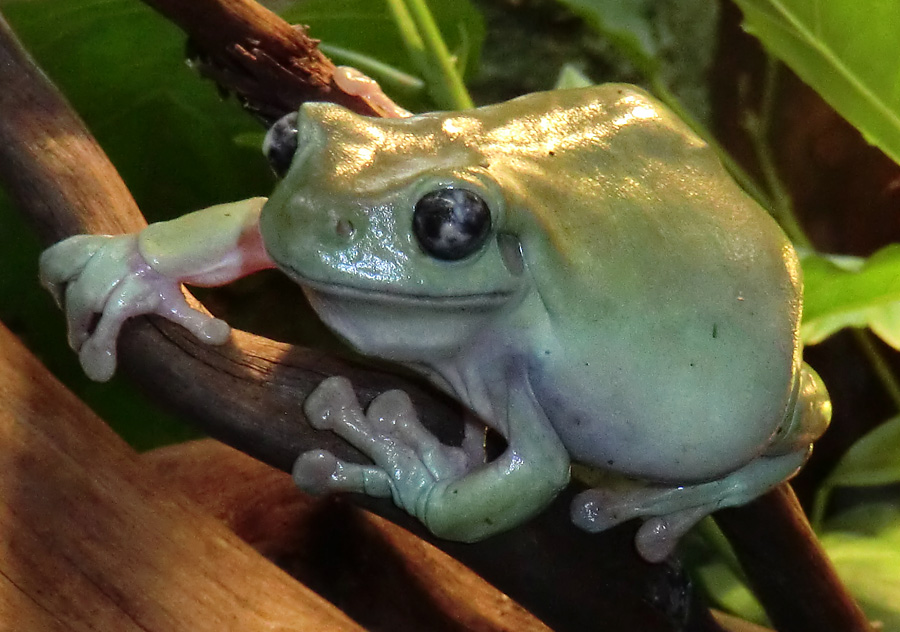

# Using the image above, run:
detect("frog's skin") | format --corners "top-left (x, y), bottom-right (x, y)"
top-left (40, 85), bottom-right (831, 562)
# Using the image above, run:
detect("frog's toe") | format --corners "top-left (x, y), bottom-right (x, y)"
top-left (154, 287), bottom-right (231, 345)
top-left (193, 316), bottom-right (231, 345)
top-left (570, 488), bottom-right (632, 533)
top-left (299, 377), bottom-right (472, 516)
top-left (78, 339), bottom-right (117, 383)
top-left (768, 364), bottom-right (831, 456)
top-left (635, 506), bottom-right (709, 563)
top-left (302, 376), bottom-right (362, 433)
top-left (366, 390), bottom-right (469, 477)
top-left (39, 235), bottom-right (106, 299)
top-left (572, 487), bottom-right (711, 561)
top-left (292, 449), bottom-right (392, 497)
top-left (365, 389), bottom-right (415, 431)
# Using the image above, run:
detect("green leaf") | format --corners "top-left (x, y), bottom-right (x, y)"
top-left (821, 528), bottom-right (900, 630)
top-left (554, 63), bottom-right (594, 90)
top-left (824, 503), bottom-right (900, 544)
top-left (868, 303), bottom-right (900, 351)
top-left (801, 247), bottom-right (900, 345)
top-left (813, 507), bottom-right (900, 629)
top-left (812, 413), bottom-right (900, 527)
top-left (823, 415), bottom-right (900, 490)
top-left (554, 0), bottom-right (659, 75)
top-left (732, 0), bottom-right (900, 166)
top-left (695, 561), bottom-right (768, 626)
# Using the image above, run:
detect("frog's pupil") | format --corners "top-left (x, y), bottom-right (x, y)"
top-left (263, 112), bottom-right (299, 178)
top-left (413, 188), bottom-right (491, 261)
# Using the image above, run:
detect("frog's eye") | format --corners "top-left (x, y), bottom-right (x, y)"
top-left (413, 188), bottom-right (492, 261)
top-left (262, 111), bottom-right (299, 178)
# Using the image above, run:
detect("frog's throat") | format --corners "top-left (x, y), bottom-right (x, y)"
top-left (278, 263), bottom-right (515, 308)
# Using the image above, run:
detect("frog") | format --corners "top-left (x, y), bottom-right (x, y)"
top-left (39, 84), bottom-right (831, 562)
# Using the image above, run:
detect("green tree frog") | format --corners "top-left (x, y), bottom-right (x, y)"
top-left (39, 85), bottom-right (831, 561)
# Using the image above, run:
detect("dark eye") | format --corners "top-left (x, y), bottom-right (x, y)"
top-left (262, 111), bottom-right (299, 177)
top-left (413, 188), bottom-right (492, 261)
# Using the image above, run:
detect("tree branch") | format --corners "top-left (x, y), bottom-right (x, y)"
top-left (715, 486), bottom-right (873, 632)
top-left (144, 439), bottom-right (555, 632)
top-left (0, 321), bottom-right (364, 631)
top-left (144, 0), bottom-right (393, 123)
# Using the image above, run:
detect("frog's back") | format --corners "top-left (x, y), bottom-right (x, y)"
top-left (479, 85), bottom-right (802, 481)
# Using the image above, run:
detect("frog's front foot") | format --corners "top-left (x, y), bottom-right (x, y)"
top-left (39, 234), bottom-right (230, 381)
top-left (293, 377), bottom-right (471, 518)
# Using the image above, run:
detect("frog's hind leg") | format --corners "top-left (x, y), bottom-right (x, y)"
top-left (570, 449), bottom-right (809, 562)
top-left (573, 363), bottom-right (831, 561)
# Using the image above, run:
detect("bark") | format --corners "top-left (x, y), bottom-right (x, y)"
top-left (0, 322), bottom-right (362, 631)
top-left (144, 439), bottom-right (554, 632)
top-left (144, 0), bottom-right (390, 122)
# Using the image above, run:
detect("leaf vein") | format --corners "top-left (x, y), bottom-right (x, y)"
top-left (761, 0), bottom-right (900, 140)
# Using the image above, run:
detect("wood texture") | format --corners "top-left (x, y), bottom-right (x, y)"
top-left (145, 439), bottom-right (554, 632)
top-left (0, 321), bottom-right (364, 631)
top-left (143, 0), bottom-right (388, 122)
top-left (0, 14), bottom-right (144, 239)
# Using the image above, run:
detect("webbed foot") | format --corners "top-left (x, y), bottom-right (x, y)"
top-left (571, 449), bottom-right (808, 561)
top-left (293, 377), bottom-right (471, 517)
top-left (40, 234), bottom-right (230, 381)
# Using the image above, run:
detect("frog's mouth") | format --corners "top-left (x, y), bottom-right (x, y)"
top-left (279, 264), bottom-right (517, 309)
top-left (277, 263), bottom-right (518, 361)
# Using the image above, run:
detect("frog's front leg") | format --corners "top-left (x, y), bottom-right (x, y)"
top-left (294, 375), bottom-right (571, 542)
top-left (39, 197), bottom-right (274, 381)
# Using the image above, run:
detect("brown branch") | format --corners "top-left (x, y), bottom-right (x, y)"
top-left (0, 7), bottom-right (708, 631)
top-left (144, 439), bottom-right (554, 632)
top-left (143, 0), bottom-right (390, 123)
top-left (715, 485), bottom-right (873, 632)
top-left (0, 321), bottom-right (364, 631)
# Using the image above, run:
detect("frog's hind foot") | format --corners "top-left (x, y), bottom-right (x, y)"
top-left (571, 449), bottom-right (809, 562)
top-left (634, 506), bottom-right (711, 562)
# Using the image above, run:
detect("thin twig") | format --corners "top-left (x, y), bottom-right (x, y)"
top-left (143, 0), bottom-right (396, 123)
top-left (742, 59), bottom-right (810, 249)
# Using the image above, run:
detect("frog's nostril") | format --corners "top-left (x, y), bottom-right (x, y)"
top-left (336, 218), bottom-right (355, 238)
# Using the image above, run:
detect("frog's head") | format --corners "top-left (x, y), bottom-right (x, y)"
top-left (259, 85), bottom-right (799, 385)
top-left (258, 101), bottom-right (529, 362)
